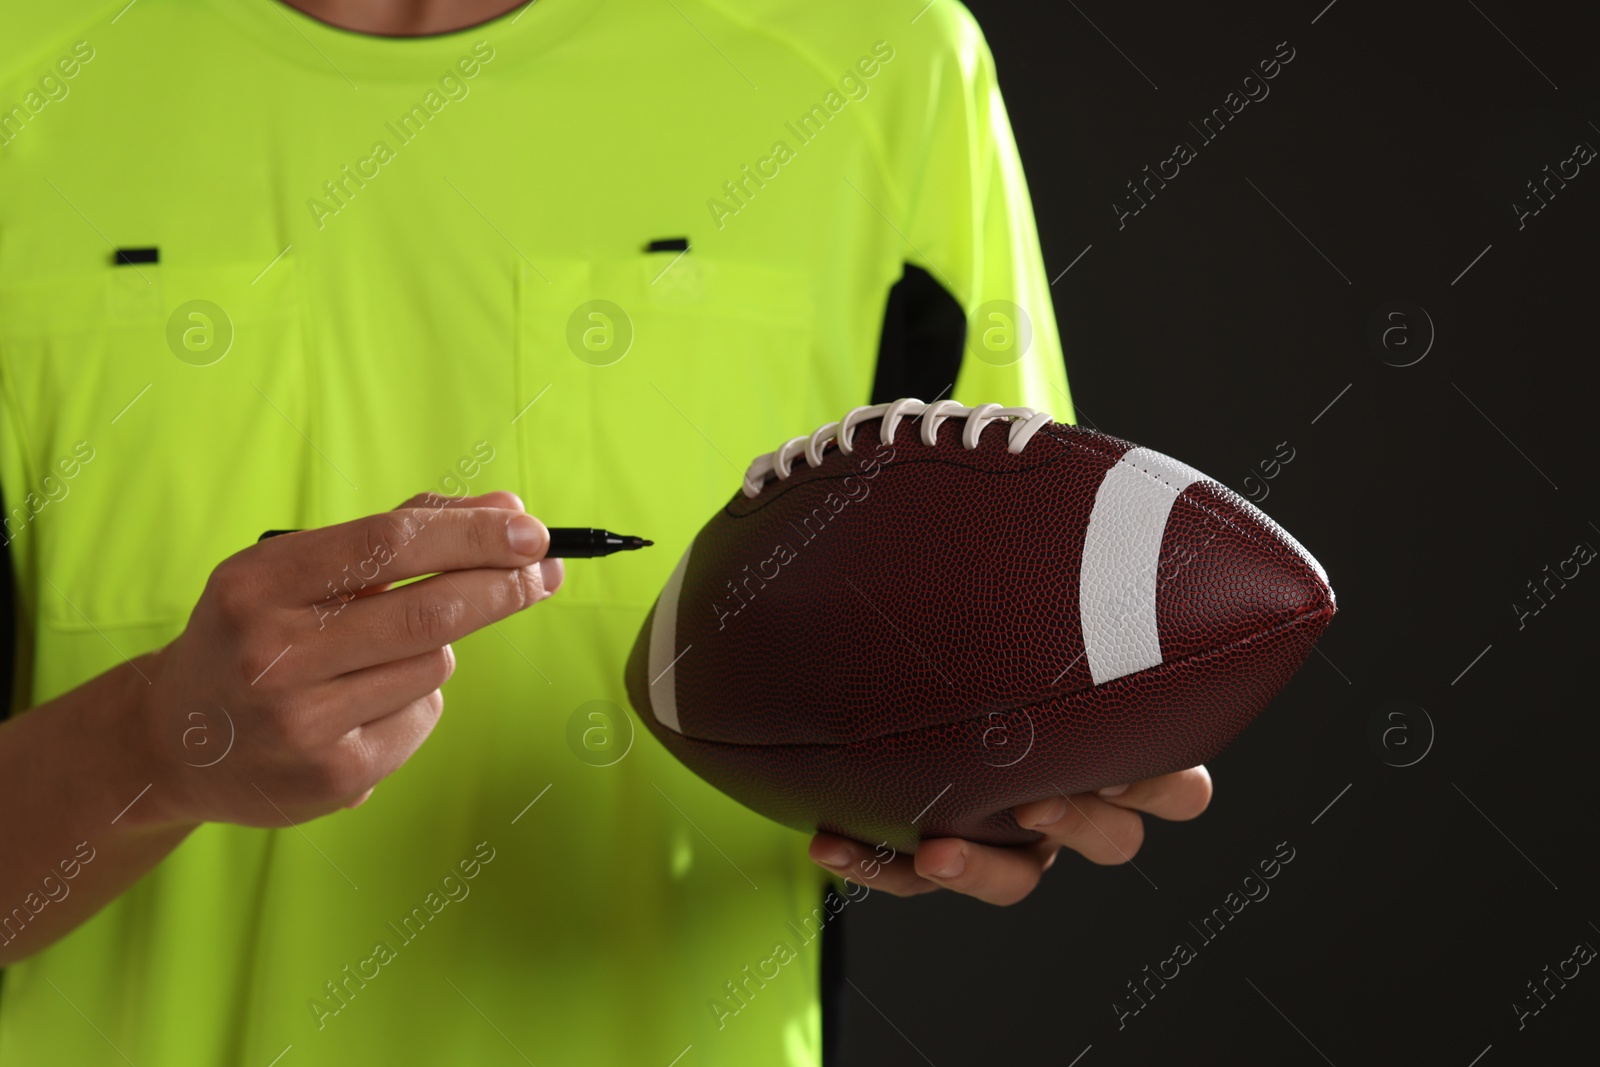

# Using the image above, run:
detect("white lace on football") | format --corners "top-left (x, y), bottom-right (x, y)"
top-left (741, 398), bottom-right (1055, 498)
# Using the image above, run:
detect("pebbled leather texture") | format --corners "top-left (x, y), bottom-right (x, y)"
top-left (624, 411), bottom-right (1336, 851)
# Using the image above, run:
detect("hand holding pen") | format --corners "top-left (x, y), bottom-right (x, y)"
top-left (125, 491), bottom-right (618, 832)
top-left (261, 525), bottom-right (652, 557)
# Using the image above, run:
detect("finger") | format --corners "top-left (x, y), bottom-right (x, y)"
top-left (808, 835), bottom-right (939, 898)
top-left (913, 838), bottom-right (1047, 906)
top-left (1096, 766), bottom-right (1213, 822)
top-left (343, 494), bottom-right (533, 604)
top-left (321, 563), bottom-right (551, 674)
top-left (277, 692), bottom-right (444, 812)
top-left (259, 493), bottom-right (522, 558)
top-left (1013, 792), bottom-right (1146, 866)
top-left (311, 644), bottom-right (455, 738)
top-left (349, 689), bottom-right (446, 786)
top-left (539, 556), bottom-right (565, 597)
top-left (264, 506), bottom-right (551, 604)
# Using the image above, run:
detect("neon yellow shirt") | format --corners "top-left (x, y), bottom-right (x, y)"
top-left (0, 1), bottom-right (1071, 1062)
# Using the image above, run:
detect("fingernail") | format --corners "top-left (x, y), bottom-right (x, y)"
top-left (538, 558), bottom-right (563, 598)
top-left (1098, 783), bottom-right (1130, 798)
top-left (929, 848), bottom-right (966, 880)
top-left (508, 513), bottom-right (544, 556)
top-left (816, 843), bottom-right (851, 869)
top-left (1024, 796), bottom-right (1067, 829)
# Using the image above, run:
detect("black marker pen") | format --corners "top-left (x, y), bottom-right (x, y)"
top-left (257, 527), bottom-right (653, 558)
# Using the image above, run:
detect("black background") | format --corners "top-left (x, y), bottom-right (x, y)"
top-left (842, 2), bottom-right (1597, 1065)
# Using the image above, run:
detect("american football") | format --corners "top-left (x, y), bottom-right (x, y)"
top-left (624, 398), bottom-right (1335, 852)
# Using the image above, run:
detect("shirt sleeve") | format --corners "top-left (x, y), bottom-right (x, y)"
top-left (897, 3), bottom-right (1075, 424)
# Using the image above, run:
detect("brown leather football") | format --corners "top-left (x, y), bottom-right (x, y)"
top-left (624, 399), bottom-right (1335, 852)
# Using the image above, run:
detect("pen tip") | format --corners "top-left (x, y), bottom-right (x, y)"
top-left (640, 539), bottom-right (654, 547)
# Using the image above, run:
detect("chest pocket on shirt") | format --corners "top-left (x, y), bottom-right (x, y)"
top-left (0, 259), bottom-right (311, 629)
top-left (514, 253), bottom-right (818, 608)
